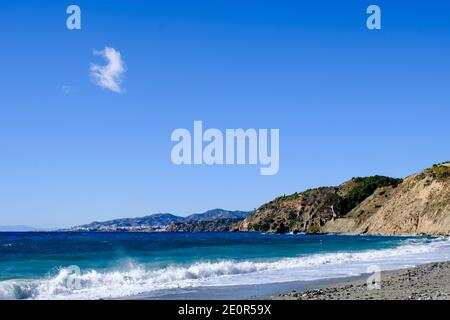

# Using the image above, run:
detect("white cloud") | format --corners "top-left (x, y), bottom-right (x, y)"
top-left (90, 47), bottom-right (125, 93)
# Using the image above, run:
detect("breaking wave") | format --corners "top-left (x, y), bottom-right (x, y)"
top-left (1, 237), bottom-right (449, 300)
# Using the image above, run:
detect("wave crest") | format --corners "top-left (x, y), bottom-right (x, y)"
top-left (1, 237), bottom-right (449, 300)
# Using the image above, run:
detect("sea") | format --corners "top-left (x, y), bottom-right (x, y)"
top-left (1, 232), bottom-right (449, 300)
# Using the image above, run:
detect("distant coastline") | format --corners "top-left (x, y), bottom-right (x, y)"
top-left (62, 209), bottom-right (251, 232)
top-left (53, 162), bottom-right (450, 237)
top-left (5, 163), bottom-right (448, 237)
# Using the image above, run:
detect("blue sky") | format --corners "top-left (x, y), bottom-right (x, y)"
top-left (0, 1), bottom-right (449, 228)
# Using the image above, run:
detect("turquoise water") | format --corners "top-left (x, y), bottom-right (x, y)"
top-left (0, 232), bottom-right (449, 299)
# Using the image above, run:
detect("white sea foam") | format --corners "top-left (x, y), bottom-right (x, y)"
top-left (1, 237), bottom-right (449, 300)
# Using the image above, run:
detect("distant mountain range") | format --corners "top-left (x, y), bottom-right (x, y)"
top-left (66, 209), bottom-right (252, 232)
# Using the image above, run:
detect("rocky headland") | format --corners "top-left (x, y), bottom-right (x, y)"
top-left (237, 162), bottom-right (450, 236)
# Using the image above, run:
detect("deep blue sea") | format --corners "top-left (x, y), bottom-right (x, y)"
top-left (1, 232), bottom-right (449, 300)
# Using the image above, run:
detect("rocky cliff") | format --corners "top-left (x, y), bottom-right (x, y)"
top-left (237, 163), bottom-right (450, 236)
top-left (323, 163), bottom-right (450, 235)
top-left (237, 176), bottom-right (402, 234)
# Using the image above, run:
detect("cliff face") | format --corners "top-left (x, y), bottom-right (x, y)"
top-left (237, 176), bottom-right (402, 234)
top-left (237, 187), bottom-right (339, 234)
top-left (323, 164), bottom-right (450, 235)
top-left (238, 163), bottom-right (450, 236)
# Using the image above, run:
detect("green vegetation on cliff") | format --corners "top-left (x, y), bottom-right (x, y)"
top-left (238, 175), bottom-right (403, 234)
top-left (339, 176), bottom-right (402, 214)
top-left (423, 163), bottom-right (450, 180)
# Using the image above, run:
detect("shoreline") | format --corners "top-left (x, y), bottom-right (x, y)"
top-left (275, 261), bottom-right (450, 300)
top-left (135, 261), bottom-right (450, 300)
top-left (132, 275), bottom-right (369, 300)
